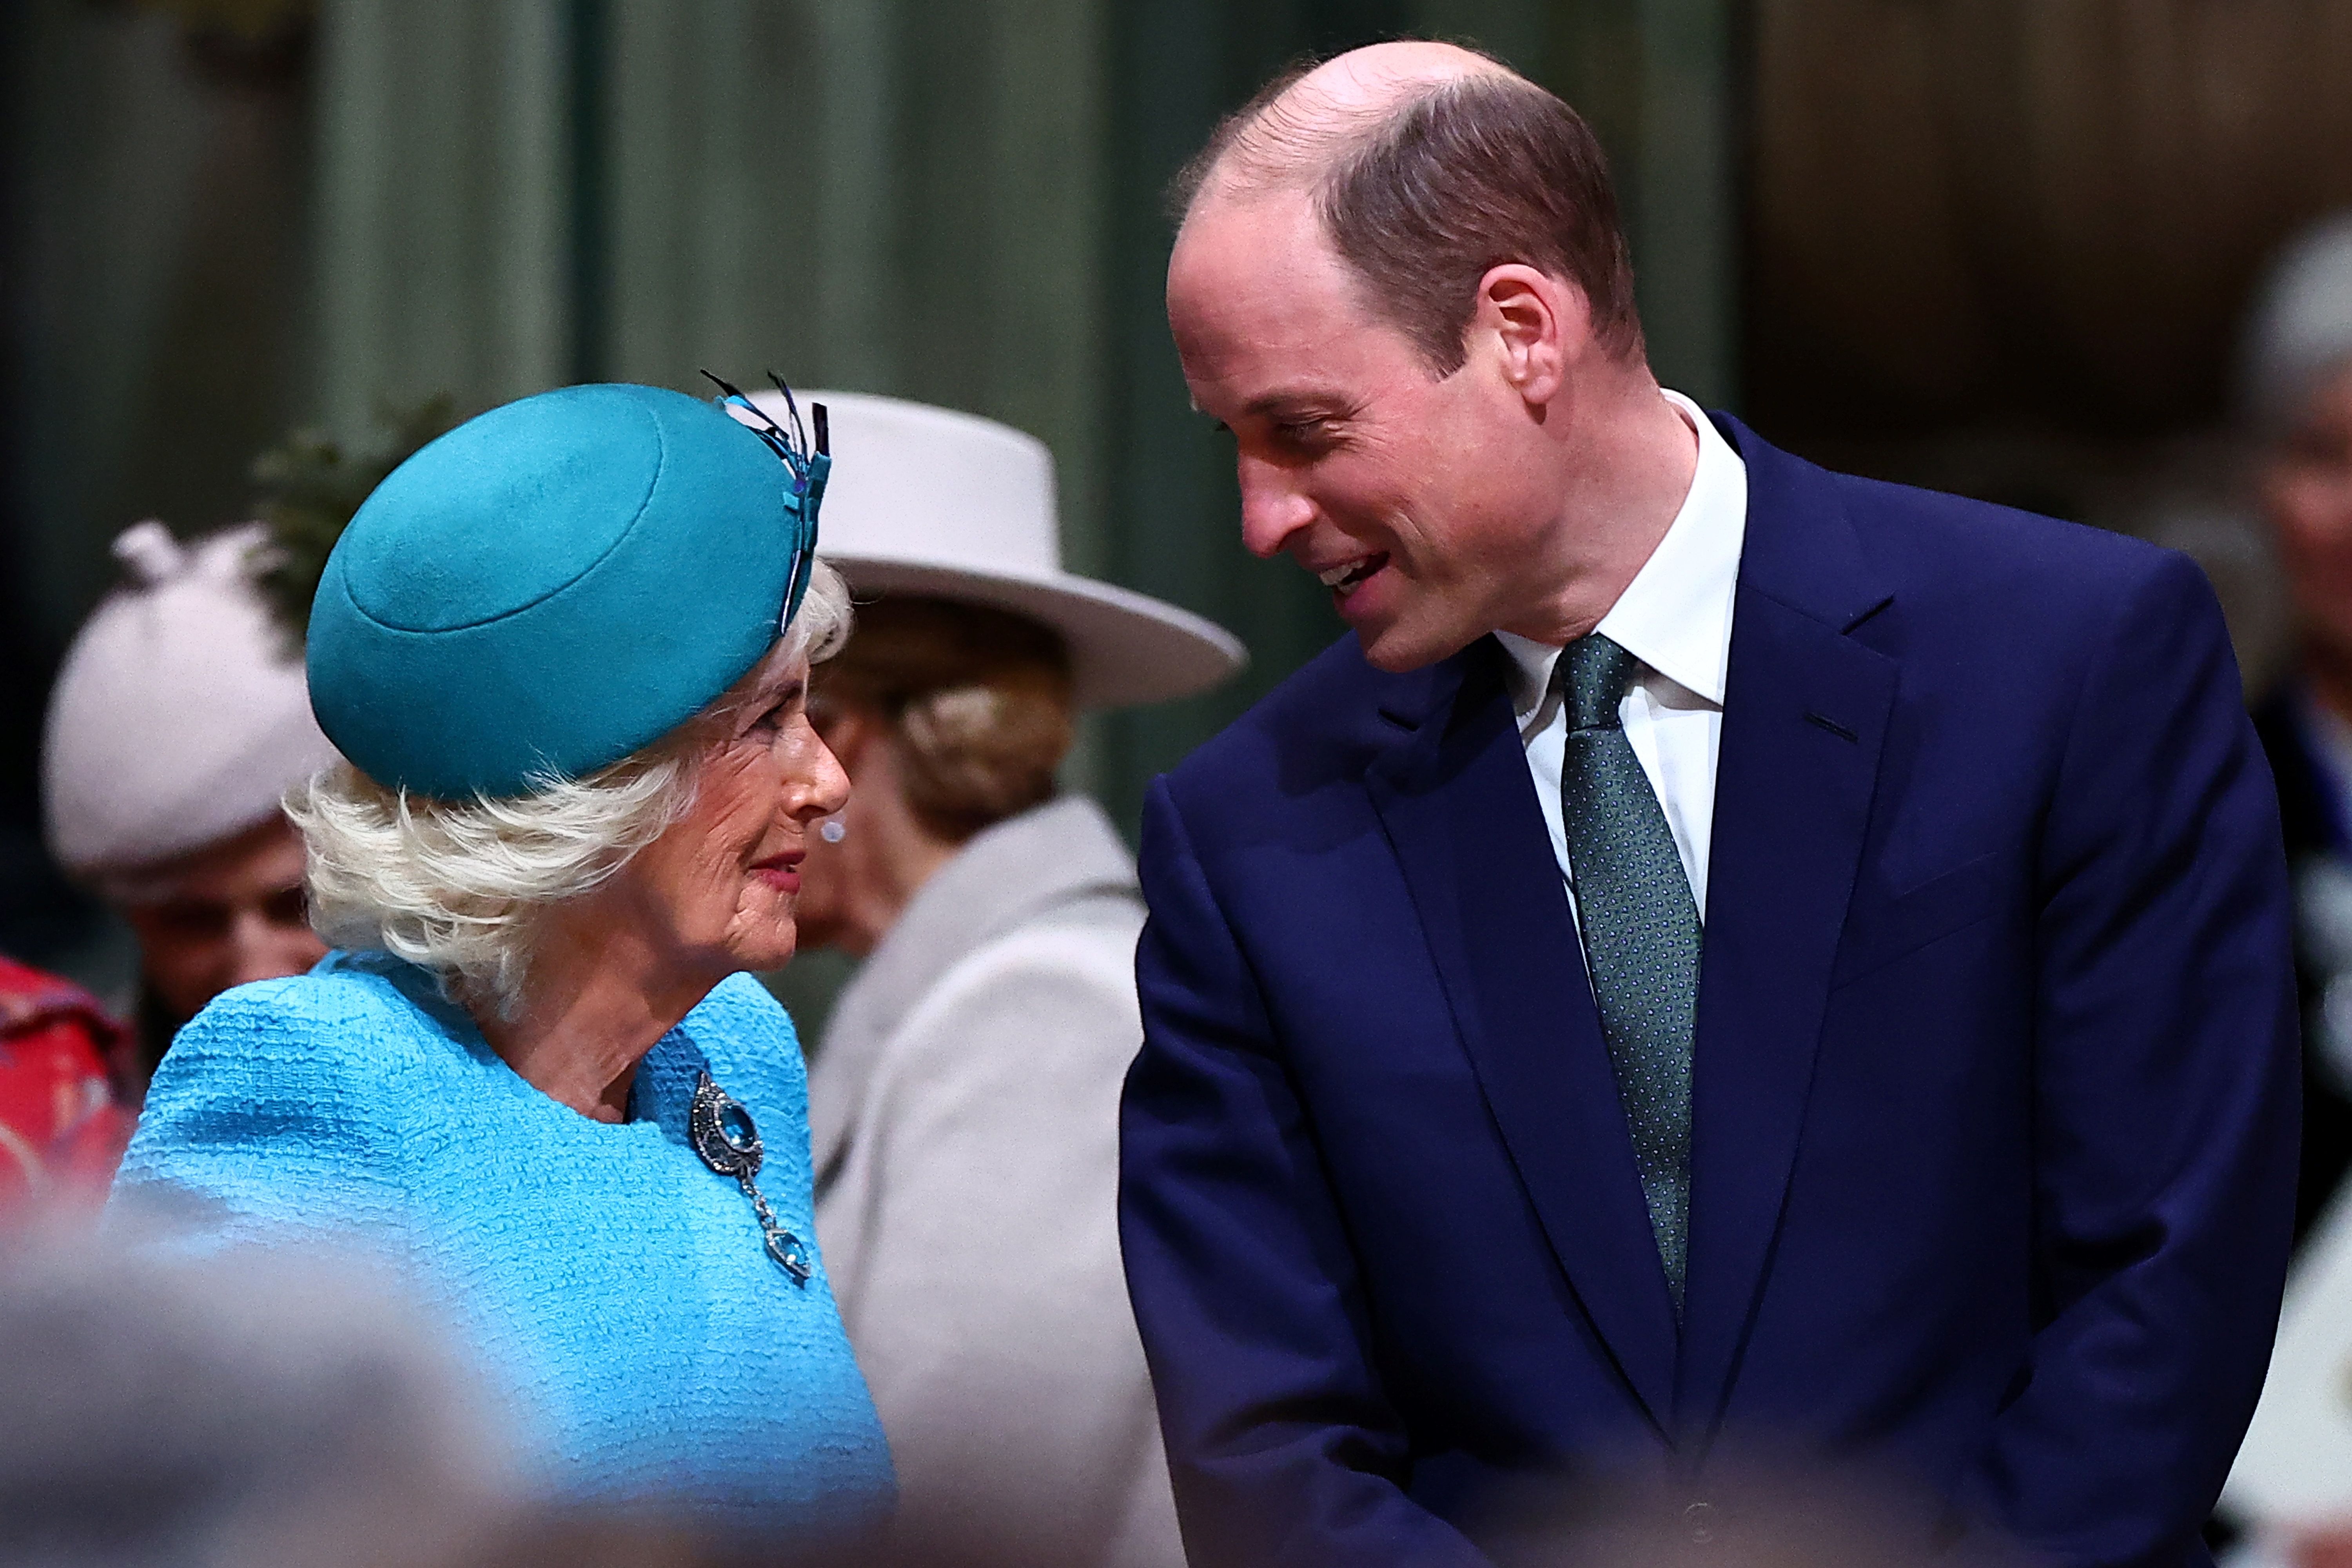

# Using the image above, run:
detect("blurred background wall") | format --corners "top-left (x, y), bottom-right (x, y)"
top-left (6, 0), bottom-right (2348, 996)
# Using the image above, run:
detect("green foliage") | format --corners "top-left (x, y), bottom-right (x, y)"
top-left (250, 394), bottom-right (459, 656)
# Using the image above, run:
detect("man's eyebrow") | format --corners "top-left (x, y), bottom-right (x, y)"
top-left (1240, 388), bottom-right (1352, 418)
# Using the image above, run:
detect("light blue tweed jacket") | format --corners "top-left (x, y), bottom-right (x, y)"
top-left (111, 949), bottom-right (895, 1542)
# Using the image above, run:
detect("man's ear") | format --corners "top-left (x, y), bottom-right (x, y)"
top-left (1470, 263), bottom-right (1588, 407)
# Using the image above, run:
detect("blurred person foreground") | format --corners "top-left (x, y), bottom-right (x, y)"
top-left (0, 1225), bottom-right (898, 1568)
top-left (0, 1225), bottom-right (516, 1568)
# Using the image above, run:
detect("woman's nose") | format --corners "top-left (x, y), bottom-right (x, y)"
top-left (797, 730), bottom-right (853, 819)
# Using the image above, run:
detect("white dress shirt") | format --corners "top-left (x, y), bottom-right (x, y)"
top-left (1493, 389), bottom-right (1748, 924)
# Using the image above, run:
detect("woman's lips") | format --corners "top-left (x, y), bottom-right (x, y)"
top-left (753, 851), bottom-right (804, 893)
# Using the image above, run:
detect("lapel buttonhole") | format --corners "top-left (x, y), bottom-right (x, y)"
top-left (1804, 710), bottom-right (1860, 743)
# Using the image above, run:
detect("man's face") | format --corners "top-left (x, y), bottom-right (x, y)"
top-left (1168, 189), bottom-right (1559, 672)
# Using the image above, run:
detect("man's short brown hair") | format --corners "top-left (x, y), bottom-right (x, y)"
top-left (1173, 64), bottom-right (1644, 374)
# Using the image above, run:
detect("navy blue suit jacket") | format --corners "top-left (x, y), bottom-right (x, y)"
top-left (1120, 419), bottom-right (2300, 1568)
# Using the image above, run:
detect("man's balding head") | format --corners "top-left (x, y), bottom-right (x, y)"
top-left (1171, 41), bottom-right (1642, 373)
top-left (1182, 42), bottom-right (1507, 206)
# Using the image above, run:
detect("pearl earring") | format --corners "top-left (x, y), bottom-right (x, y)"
top-left (818, 817), bottom-right (846, 844)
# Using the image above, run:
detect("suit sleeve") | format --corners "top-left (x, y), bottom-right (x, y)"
top-left (1121, 779), bottom-right (1492, 1568)
top-left (1966, 552), bottom-right (2300, 1566)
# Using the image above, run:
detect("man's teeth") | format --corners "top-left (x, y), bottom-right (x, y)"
top-left (1318, 559), bottom-right (1374, 589)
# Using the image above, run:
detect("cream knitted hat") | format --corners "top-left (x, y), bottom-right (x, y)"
top-left (43, 522), bottom-right (339, 895)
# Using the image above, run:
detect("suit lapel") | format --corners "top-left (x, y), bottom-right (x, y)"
top-left (1367, 643), bottom-right (1679, 1431)
top-left (1677, 419), bottom-right (1899, 1435)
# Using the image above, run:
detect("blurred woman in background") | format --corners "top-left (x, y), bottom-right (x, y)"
top-left (2217, 212), bottom-right (2352, 1559)
top-left (768, 392), bottom-right (1243, 1568)
top-left (2242, 214), bottom-right (2352, 1247)
top-left (42, 521), bottom-right (336, 1092)
top-left (37, 404), bottom-right (455, 1099)
top-left (112, 382), bottom-right (894, 1542)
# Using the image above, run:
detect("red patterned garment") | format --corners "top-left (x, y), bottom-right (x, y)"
top-left (0, 955), bottom-right (134, 1212)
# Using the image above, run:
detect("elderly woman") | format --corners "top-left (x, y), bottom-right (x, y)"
top-left (763, 393), bottom-right (1243, 1567)
top-left (109, 382), bottom-right (895, 1541)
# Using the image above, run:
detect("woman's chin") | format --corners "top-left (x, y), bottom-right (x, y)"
top-left (718, 891), bottom-right (801, 973)
top-left (726, 925), bottom-right (799, 974)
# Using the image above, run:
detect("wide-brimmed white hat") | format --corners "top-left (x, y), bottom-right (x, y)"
top-left (750, 390), bottom-right (1245, 708)
top-left (43, 522), bottom-right (338, 893)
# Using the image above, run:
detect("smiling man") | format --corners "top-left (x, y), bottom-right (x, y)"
top-left (1118, 40), bottom-right (2300, 1568)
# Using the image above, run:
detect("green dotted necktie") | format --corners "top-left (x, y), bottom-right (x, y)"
top-left (1555, 633), bottom-right (1697, 1312)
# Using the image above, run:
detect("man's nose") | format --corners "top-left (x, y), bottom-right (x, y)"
top-left (1237, 455), bottom-right (1316, 560)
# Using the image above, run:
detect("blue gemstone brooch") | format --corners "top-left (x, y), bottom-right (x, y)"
top-left (688, 1070), bottom-right (813, 1284)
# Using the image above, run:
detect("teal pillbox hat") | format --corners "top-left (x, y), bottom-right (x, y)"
top-left (306, 382), bottom-right (822, 800)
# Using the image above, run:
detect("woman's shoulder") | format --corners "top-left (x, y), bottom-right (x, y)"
top-left (930, 906), bottom-right (1145, 1016)
top-left (175, 951), bottom-right (460, 1063)
top-left (116, 954), bottom-right (446, 1232)
top-left (683, 973), bottom-right (801, 1059)
top-left (879, 911), bottom-right (1146, 1089)
top-left (672, 973), bottom-right (807, 1117)
top-left (143, 953), bottom-right (469, 1134)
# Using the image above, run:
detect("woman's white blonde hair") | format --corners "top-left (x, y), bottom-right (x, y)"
top-left (287, 560), bottom-right (852, 1020)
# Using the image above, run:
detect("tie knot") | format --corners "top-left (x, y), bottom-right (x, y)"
top-left (1556, 633), bottom-right (1640, 731)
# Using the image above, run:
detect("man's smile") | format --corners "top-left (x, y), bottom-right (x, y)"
top-left (1315, 553), bottom-right (1390, 592)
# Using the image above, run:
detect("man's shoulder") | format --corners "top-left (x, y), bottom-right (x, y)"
top-left (1720, 422), bottom-right (2221, 703)
top-left (1844, 471), bottom-right (2165, 586)
top-left (1749, 428), bottom-right (2186, 621)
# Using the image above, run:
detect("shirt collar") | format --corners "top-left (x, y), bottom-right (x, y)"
top-left (1495, 388), bottom-right (1748, 717)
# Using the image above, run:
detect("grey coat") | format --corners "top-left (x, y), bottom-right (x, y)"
top-left (809, 797), bottom-right (1182, 1568)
